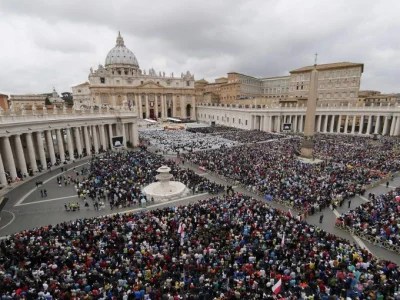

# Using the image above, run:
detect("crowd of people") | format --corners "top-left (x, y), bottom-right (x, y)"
top-left (216, 131), bottom-right (284, 144)
top-left (182, 135), bottom-right (400, 211)
top-left (186, 126), bottom-right (241, 135)
top-left (1, 194), bottom-right (399, 299)
top-left (336, 187), bottom-right (400, 249)
top-left (139, 130), bottom-right (237, 154)
top-left (68, 150), bottom-right (226, 210)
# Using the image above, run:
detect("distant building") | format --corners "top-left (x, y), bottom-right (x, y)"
top-left (71, 81), bottom-right (91, 107)
top-left (79, 32), bottom-right (196, 119)
top-left (199, 61), bottom-right (363, 105)
top-left (0, 93), bottom-right (9, 110)
top-left (48, 88), bottom-right (65, 104)
top-left (290, 62), bottom-right (364, 105)
top-left (9, 94), bottom-right (47, 109)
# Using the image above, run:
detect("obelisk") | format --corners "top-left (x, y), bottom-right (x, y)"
top-left (300, 61), bottom-right (319, 158)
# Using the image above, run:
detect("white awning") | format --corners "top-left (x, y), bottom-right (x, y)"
top-left (167, 117), bottom-right (182, 122)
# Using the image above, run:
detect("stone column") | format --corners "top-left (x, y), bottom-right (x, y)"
top-left (155, 95), bottom-right (159, 118)
top-left (330, 115), bottom-right (335, 133)
top-left (92, 125), bottom-right (99, 153)
top-left (358, 116), bottom-right (364, 134)
top-left (25, 132), bottom-right (37, 171)
top-left (382, 116), bottom-right (389, 136)
top-left (83, 126), bottom-right (91, 154)
top-left (316, 115), bottom-right (322, 132)
top-left (100, 125), bottom-right (107, 150)
top-left (14, 135), bottom-right (28, 176)
top-left (266, 115), bottom-right (270, 132)
top-left (390, 116), bottom-right (396, 136)
top-left (260, 116), bottom-right (264, 131)
top-left (351, 116), bottom-right (356, 134)
top-left (139, 95), bottom-right (143, 118)
top-left (394, 117), bottom-right (400, 136)
top-left (46, 130), bottom-right (56, 165)
top-left (121, 123), bottom-right (127, 145)
top-left (299, 115), bottom-right (304, 132)
top-left (35, 132), bottom-right (47, 168)
top-left (344, 116), bottom-right (349, 133)
top-left (300, 65), bottom-right (318, 158)
top-left (366, 115), bottom-right (372, 134)
top-left (145, 94), bottom-right (150, 118)
top-left (161, 94), bottom-right (166, 119)
top-left (108, 124), bottom-right (113, 147)
top-left (374, 115), bottom-right (381, 134)
top-left (56, 129), bottom-right (65, 162)
top-left (66, 128), bottom-right (74, 159)
top-left (74, 127), bottom-right (83, 156)
top-left (191, 95), bottom-right (196, 120)
top-left (134, 94), bottom-right (139, 114)
top-left (336, 115), bottom-right (342, 133)
top-left (112, 94), bottom-right (116, 107)
top-left (293, 115), bottom-right (298, 132)
top-left (323, 115), bottom-right (328, 133)
top-left (277, 116), bottom-right (281, 132)
top-left (2, 137), bottom-right (17, 180)
top-left (0, 152), bottom-right (7, 186)
top-left (173, 95), bottom-right (177, 117)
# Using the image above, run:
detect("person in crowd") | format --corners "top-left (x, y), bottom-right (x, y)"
top-left (337, 187), bottom-right (400, 248)
top-left (182, 135), bottom-right (399, 213)
top-left (1, 194), bottom-right (398, 299)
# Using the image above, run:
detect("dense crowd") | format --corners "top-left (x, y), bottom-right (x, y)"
top-left (182, 135), bottom-right (400, 211)
top-left (71, 150), bottom-right (225, 210)
top-left (1, 195), bottom-right (399, 299)
top-left (186, 126), bottom-right (241, 135)
top-left (336, 187), bottom-right (400, 248)
top-left (139, 130), bottom-right (236, 154)
top-left (215, 131), bottom-right (284, 143)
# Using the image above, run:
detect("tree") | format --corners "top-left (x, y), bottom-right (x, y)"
top-left (61, 92), bottom-right (73, 106)
top-left (45, 97), bottom-right (51, 106)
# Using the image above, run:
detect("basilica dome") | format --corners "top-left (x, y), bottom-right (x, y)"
top-left (105, 32), bottom-right (139, 68)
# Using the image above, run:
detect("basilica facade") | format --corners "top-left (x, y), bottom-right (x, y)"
top-left (73, 32), bottom-right (196, 119)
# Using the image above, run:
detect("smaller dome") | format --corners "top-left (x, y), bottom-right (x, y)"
top-left (105, 32), bottom-right (139, 67)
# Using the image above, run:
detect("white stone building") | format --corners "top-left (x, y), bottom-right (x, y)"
top-left (74, 32), bottom-right (197, 119)
top-left (71, 82), bottom-right (91, 107)
top-left (289, 62), bottom-right (363, 104)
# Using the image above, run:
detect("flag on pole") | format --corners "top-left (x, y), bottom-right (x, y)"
top-left (178, 222), bottom-right (185, 237)
top-left (281, 233), bottom-right (285, 248)
top-left (288, 209), bottom-right (293, 218)
top-left (272, 278), bottom-right (282, 295)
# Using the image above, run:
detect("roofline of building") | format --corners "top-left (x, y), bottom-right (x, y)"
top-left (290, 62), bottom-right (364, 74)
top-left (10, 94), bottom-right (48, 97)
top-left (227, 72), bottom-right (259, 79)
top-left (71, 81), bottom-right (90, 87)
top-left (259, 75), bottom-right (291, 80)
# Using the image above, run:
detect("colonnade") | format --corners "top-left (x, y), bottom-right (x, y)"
top-left (133, 93), bottom-right (194, 120)
top-left (255, 113), bottom-right (400, 136)
top-left (0, 121), bottom-right (138, 186)
top-left (95, 92), bottom-right (196, 120)
top-left (197, 105), bottom-right (400, 136)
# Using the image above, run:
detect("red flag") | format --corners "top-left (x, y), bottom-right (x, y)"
top-left (272, 278), bottom-right (282, 294)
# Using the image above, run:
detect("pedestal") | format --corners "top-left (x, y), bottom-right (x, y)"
top-left (300, 137), bottom-right (313, 159)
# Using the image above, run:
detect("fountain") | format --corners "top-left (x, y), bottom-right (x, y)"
top-left (143, 165), bottom-right (189, 201)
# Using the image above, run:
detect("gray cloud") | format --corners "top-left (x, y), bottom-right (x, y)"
top-left (0, 0), bottom-right (399, 95)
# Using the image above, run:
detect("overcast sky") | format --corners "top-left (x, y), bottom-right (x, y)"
top-left (0, 0), bottom-right (399, 95)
